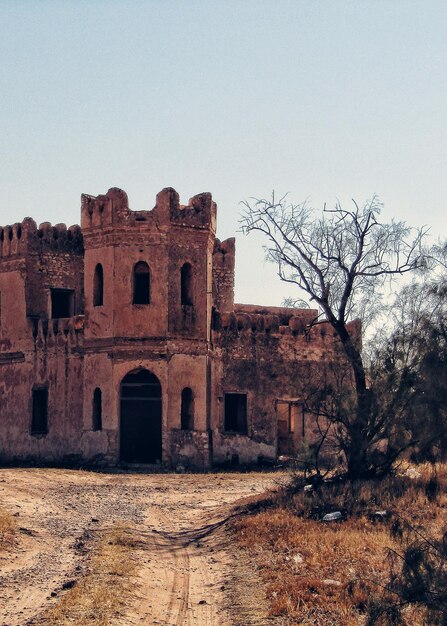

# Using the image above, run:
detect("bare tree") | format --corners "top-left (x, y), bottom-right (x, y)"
top-left (240, 193), bottom-right (428, 478)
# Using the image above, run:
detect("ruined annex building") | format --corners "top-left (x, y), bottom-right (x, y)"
top-left (0, 187), bottom-right (356, 468)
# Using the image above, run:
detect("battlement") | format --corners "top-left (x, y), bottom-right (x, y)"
top-left (167, 189), bottom-right (217, 231)
top-left (214, 306), bottom-right (361, 348)
top-left (212, 237), bottom-right (235, 313)
top-left (213, 237), bottom-right (235, 266)
top-left (0, 218), bottom-right (83, 259)
top-left (215, 308), bottom-right (320, 336)
top-left (235, 304), bottom-right (317, 327)
top-left (81, 187), bottom-right (129, 229)
top-left (81, 187), bottom-right (217, 232)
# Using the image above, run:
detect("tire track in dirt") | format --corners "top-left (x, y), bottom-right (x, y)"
top-left (0, 470), bottom-right (278, 626)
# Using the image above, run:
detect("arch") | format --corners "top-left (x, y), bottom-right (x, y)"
top-left (133, 261), bottom-right (150, 304)
top-left (92, 387), bottom-right (102, 431)
top-left (180, 387), bottom-right (194, 430)
top-left (120, 368), bottom-right (162, 463)
top-left (93, 263), bottom-right (104, 307)
top-left (181, 262), bottom-right (193, 305)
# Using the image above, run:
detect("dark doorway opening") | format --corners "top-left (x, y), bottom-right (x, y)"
top-left (224, 392), bottom-right (247, 434)
top-left (120, 369), bottom-right (162, 463)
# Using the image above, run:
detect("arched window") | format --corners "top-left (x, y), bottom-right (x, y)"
top-left (92, 388), bottom-right (102, 431)
top-left (93, 263), bottom-right (104, 307)
top-left (181, 263), bottom-right (193, 305)
top-left (181, 387), bottom-right (194, 430)
top-left (133, 261), bottom-right (150, 304)
top-left (31, 387), bottom-right (48, 435)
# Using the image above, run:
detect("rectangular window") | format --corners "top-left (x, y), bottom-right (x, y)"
top-left (31, 388), bottom-right (48, 435)
top-left (224, 393), bottom-right (247, 434)
top-left (51, 288), bottom-right (74, 319)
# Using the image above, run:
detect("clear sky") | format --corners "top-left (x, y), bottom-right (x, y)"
top-left (1, 1), bottom-right (446, 305)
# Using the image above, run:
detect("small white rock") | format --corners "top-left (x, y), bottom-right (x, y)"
top-left (405, 467), bottom-right (421, 479)
top-left (322, 579), bottom-right (342, 586)
top-left (322, 511), bottom-right (342, 522)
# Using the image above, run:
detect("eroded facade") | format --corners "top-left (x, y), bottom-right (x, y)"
top-left (0, 187), bottom-right (358, 467)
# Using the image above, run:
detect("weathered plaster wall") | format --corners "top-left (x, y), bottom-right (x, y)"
top-left (0, 321), bottom-right (84, 463)
top-left (211, 308), bottom-right (357, 464)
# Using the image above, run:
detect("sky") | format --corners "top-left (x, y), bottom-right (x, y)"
top-left (1, 0), bottom-right (446, 306)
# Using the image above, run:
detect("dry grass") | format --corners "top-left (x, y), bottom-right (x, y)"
top-left (39, 524), bottom-right (140, 626)
top-left (0, 507), bottom-right (16, 550)
top-left (233, 463), bottom-right (447, 625)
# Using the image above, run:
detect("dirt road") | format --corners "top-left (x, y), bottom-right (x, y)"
top-left (0, 469), bottom-right (278, 626)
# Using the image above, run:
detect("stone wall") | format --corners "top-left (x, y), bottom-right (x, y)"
top-left (211, 307), bottom-right (358, 464)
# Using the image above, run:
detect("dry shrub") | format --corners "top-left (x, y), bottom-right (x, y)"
top-left (235, 509), bottom-right (391, 625)
top-left (39, 524), bottom-right (138, 626)
top-left (0, 507), bottom-right (16, 550)
top-left (233, 464), bottom-right (447, 625)
top-left (365, 517), bottom-right (447, 625)
top-left (285, 465), bottom-right (447, 535)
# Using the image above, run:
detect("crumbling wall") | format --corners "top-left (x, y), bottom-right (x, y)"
top-left (0, 317), bottom-right (84, 464)
top-left (211, 307), bottom-right (358, 465)
top-left (24, 220), bottom-right (84, 319)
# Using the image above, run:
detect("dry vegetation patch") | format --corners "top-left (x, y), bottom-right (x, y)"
top-left (0, 507), bottom-right (16, 550)
top-left (37, 524), bottom-right (140, 626)
top-left (233, 464), bottom-right (447, 625)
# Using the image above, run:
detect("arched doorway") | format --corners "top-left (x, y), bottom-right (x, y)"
top-left (120, 369), bottom-right (162, 463)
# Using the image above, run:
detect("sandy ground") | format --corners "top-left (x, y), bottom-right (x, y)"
top-left (0, 468), bottom-right (279, 626)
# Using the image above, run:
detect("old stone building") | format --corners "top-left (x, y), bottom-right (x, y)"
top-left (0, 187), bottom-right (357, 468)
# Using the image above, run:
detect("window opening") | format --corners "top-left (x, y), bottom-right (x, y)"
top-left (224, 393), bottom-right (247, 434)
top-left (51, 288), bottom-right (74, 319)
top-left (31, 388), bottom-right (48, 435)
top-left (92, 388), bottom-right (102, 431)
top-left (181, 387), bottom-right (194, 430)
top-left (181, 263), bottom-right (193, 305)
top-left (93, 264), bottom-right (104, 307)
top-left (133, 261), bottom-right (150, 304)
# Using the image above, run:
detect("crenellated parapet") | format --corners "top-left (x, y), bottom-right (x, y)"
top-left (0, 217), bottom-right (83, 260)
top-left (212, 237), bottom-right (235, 312)
top-left (32, 222), bottom-right (83, 254)
top-left (153, 187), bottom-right (217, 230)
top-left (81, 187), bottom-right (217, 233)
top-left (81, 188), bottom-right (129, 229)
top-left (213, 306), bottom-right (361, 353)
top-left (167, 190), bottom-right (217, 231)
top-left (0, 222), bottom-right (26, 258)
top-left (214, 309), bottom-right (320, 336)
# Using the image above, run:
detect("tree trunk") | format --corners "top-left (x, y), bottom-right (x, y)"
top-left (333, 321), bottom-right (374, 479)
